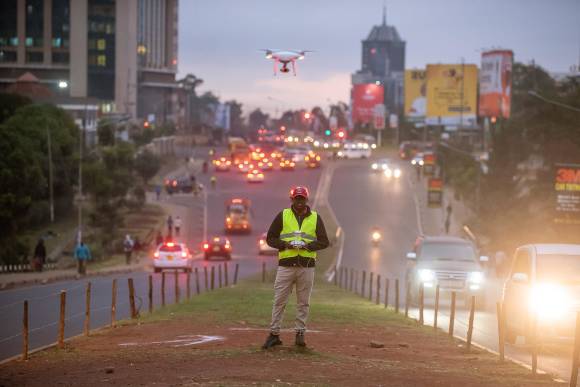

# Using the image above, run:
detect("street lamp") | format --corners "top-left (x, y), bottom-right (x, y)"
top-left (58, 80), bottom-right (68, 89)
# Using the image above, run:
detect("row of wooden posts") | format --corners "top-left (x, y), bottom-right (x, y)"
top-left (21, 263), bottom-right (240, 361)
top-left (335, 266), bottom-right (580, 386)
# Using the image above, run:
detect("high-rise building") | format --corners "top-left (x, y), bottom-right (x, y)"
top-left (352, 6), bottom-right (406, 115)
top-left (0, 0), bottom-right (181, 125)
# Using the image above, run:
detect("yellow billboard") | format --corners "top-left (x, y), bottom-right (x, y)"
top-left (404, 69), bottom-right (426, 120)
top-left (426, 64), bottom-right (478, 128)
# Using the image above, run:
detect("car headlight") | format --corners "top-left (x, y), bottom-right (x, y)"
top-left (384, 169), bottom-right (393, 178)
top-left (418, 269), bottom-right (435, 282)
top-left (371, 144), bottom-right (377, 149)
top-left (337, 151), bottom-right (344, 157)
top-left (411, 160), bottom-right (417, 165)
top-left (419, 160), bottom-right (424, 166)
top-left (468, 271), bottom-right (484, 284)
top-left (394, 169), bottom-right (402, 178)
top-left (371, 163), bottom-right (378, 170)
top-left (530, 283), bottom-right (572, 321)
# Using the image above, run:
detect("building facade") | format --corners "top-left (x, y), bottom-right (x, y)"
top-left (351, 7), bottom-right (406, 116)
top-left (0, 0), bottom-right (181, 126)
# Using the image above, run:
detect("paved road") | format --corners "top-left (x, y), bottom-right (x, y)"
top-left (329, 155), bottom-right (571, 383)
top-left (0, 149), bottom-right (323, 362)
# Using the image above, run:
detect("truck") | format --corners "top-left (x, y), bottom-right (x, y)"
top-left (225, 198), bottom-right (252, 234)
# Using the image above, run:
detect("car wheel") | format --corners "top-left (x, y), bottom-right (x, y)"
top-left (154, 267), bottom-right (161, 273)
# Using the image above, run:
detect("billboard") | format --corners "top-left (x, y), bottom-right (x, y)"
top-left (427, 178), bottom-right (443, 208)
top-left (351, 84), bottom-right (384, 125)
top-left (479, 50), bottom-right (513, 119)
top-left (554, 163), bottom-right (580, 224)
top-left (404, 70), bottom-right (426, 120)
top-left (426, 64), bottom-right (478, 128)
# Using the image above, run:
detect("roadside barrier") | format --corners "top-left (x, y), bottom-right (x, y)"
top-left (334, 267), bottom-right (580, 385)
top-left (0, 263), bottom-right (58, 273)
top-left (10, 262), bottom-right (235, 362)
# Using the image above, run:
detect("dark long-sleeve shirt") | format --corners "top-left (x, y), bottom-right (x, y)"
top-left (266, 205), bottom-right (330, 267)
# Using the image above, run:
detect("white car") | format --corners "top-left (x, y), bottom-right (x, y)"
top-left (152, 242), bottom-right (193, 273)
top-left (338, 142), bottom-right (371, 159)
top-left (503, 244), bottom-right (580, 343)
top-left (284, 147), bottom-right (311, 163)
top-left (411, 152), bottom-right (425, 166)
top-left (258, 232), bottom-right (277, 255)
top-left (371, 158), bottom-right (393, 172)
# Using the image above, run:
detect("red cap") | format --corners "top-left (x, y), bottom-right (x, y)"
top-left (290, 186), bottom-right (309, 199)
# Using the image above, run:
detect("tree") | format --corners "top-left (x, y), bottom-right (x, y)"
top-left (134, 150), bottom-right (161, 183)
top-left (249, 108), bottom-right (269, 131)
top-left (0, 93), bottom-right (32, 124)
top-left (227, 100), bottom-right (245, 136)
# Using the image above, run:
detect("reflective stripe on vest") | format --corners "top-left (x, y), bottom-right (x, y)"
top-left (278, 208), bottom-right (318, 260)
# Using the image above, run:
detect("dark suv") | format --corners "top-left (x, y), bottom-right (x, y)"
top-left (164, 177), bottom-right (193, 194)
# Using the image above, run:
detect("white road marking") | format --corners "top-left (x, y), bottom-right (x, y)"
top-left (119, 335), bottom-right (224, 348)
top-left (229, 328), bottom-right (325, 333)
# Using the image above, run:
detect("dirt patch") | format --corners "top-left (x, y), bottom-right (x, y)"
top-left (0, 317), bottom-right (558, 387)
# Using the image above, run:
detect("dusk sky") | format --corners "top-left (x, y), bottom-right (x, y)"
top-left (179, 0), bottom-right (580, 116)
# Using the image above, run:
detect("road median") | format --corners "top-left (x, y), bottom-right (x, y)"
top-left (0, 224), bottom-right (559, 386)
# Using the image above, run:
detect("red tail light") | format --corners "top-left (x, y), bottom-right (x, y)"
top-left (225, 244), bottom-right (231, 250)
top-left (203, 243), bottom-right (209, 250)
top-left (259, 239), bottom-right (265, 245)
top-left (181, 252), bottom-right (187, 258)
top-left (154, 252), bottom-right (159, 258)
top-left (166, 242), bottom-right (174, 247)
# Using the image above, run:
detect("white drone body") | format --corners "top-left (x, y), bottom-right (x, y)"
top-left (261, 49), bottom-right (311, 76)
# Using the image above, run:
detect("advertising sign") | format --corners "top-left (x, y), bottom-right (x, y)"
top-left (479, 50), bottom-right (513, 119)
top-left (427, 178), bottom-right (443, 208)
top-left (423, 152), bottom-right (437, 176)
top-left (426, 64), bottom-right (478, 128)
top-left (351, 84), bottom-right (384, 125)
top-left (554, 163), bottom-right (580, 224)
top-left (373, 104), bottom-right (386, 130)
top-left (404, 70), bottom-right (426, 120)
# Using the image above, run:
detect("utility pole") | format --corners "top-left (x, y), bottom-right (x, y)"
top-left (46, 124), bottom-right (54, 223)
top-left (459, 58), bottom-right (465, 131)
top-left (78, 105), bottom-right (86, 243)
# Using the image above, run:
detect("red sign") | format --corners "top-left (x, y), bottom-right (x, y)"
top-left (428, 178), bottom-right (443, 190)
top-left (351, 84), bottom-right (384, 125)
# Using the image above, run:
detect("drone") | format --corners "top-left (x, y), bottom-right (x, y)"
top-left (260, 49), bottom-right (312, 76)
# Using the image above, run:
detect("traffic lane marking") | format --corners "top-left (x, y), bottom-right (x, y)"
top-left (119, 335), bottom-right (224, 348)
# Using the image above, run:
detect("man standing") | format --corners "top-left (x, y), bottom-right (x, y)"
top-left (74, 241), bottom-right (92, 275)
top-left (262, 186), bottom-right (329, 349)
top-left (123, 234), bottom-right (134, 265)
top-left (175, 216), bottom-right (183, 237)
top-left (167, 215), bottom-right (174, 235)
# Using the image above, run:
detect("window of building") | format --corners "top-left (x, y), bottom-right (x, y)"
top-left (0, 0), bottom-right (17, 50)
top-left (97, 39), bottom-right (106, 50)
top-left (52, 0), bottom-right (70, 49)
top-left (26, 0), bottom-right (44, 48)
top-left (52, 51), bottom-right (69, 64)
top-left (97, 55), bottom-right (106, 66)
top-left (26, 51), bottom-right (43, 63)
top-left (0, 49), bottom-right (17, 63)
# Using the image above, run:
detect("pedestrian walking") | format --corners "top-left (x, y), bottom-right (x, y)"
top-left (155, 184), bottom-right (162, 201)
top-left (155, 230), bottom-right (164, 247)
top-left (74, 241), bottom-right (92, 275)
top-left (123, 234), bottom-right (134, 265)
top-left (175, 216), bottom-right (183, 237)
top-left (445, 216), bottom-right (451, 234)
top-left (167, 215), bottom-right (174, 234)
top-left (33, 238), bottom-right (46, 272)
top-left (202, 161), bottom-right (209, 174)
top-left (262, 186), bottom-right (330, 349)
top-left (210, 175), bottom-right (217, 189)
top-left (133, 237), bottom-right (142, 263)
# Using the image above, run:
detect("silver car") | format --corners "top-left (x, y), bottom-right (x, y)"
top-left (406, 236), bottom-right (488, 304)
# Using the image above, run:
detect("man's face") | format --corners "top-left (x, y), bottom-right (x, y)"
top-left (292, 195), bottom-right (308, 211)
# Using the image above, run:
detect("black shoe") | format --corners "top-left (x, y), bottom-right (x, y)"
top-left (295, 332), bottom-right (306, 347)
top-left (262, 333), bottom-right (282, 349)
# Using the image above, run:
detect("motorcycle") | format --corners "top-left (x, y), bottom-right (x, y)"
top-left (371, 229), bottom-right (382, 246)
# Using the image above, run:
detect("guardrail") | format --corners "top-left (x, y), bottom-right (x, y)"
top-left (3, 262), bottom-right (239, 363)
top-left (0, 263), bottom-right (58, 273)
top-left (334, 266), bottom-right (579, 386)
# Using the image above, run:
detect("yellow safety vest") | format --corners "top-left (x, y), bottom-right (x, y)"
top-left (278, 208), bottom-right (318, 260)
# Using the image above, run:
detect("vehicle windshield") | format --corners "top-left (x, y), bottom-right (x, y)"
top-left (160, 244), bottom-right (182, 252)
top-left (228, 204), bottom-right (246, 213)
top-left (419, 242), bottom-right (477, 262)
top-left (536, 254), bottom-right (580, 283)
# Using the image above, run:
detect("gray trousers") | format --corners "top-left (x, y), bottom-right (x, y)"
top-left (269, 266), bottom-right (315, 335)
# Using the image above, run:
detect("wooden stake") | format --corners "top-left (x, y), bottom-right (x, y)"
top-left (570, 311), bottom-right (580, 386)
top-left (262, 262), bottom-right (266, 283)
top-left (349, 268), bottom-right (353, 292)
top-left (84, 282), bottom-right (91, 336)
top-left (466, 296), bottom-right (476, 351)
top-left (405, 281), bottom-right (410, 318)
top-left (434, 285), bottom-right (440, 330)
top-left (333, 266), bottom-right (338, 286)
top-left (395, 279), bottom-right (399, 313)
top-left (384, 278), bottom-right (390, 308)
top-left (148, 275), bottom-right (153, 313)
top-left (128, 278), bottom-right (137, 318)
top-left (496, 302), bottom-right (505, 362)
top-left (174, 270), bottom-right (180, 303)
top-left (449, 291), bottom-right (456, 336)
top-left (211, 266), bottom-right (215, 290)
top-left (204, 266), bottom-right (208, 290)
top-left (58, 290), bottom-right (66, 348)
top-left (186, 271), bottom-right (191, 299)
top-left (22, 300), bottom-right (29, 360)
top-left (419, 283), bottom-right (424, 325)
top-left (195, 267), bottom-right (201, 294)
top-left (161, 272), bottom-right (166, 307)
top-left (376, 275), bottom-right (381, 305)
top-left (111, 280), bottom-right (117, 327)
top-left (224, 262), bottom-right (229, 286)
top-left (219, 264), bottom-right (223, 288)
top-left (361, 271), bottom-right (366, 297)
top-left (368, 272), bottom-right (373, 301)
top-left (234, 263), bottom-right (239, 285)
